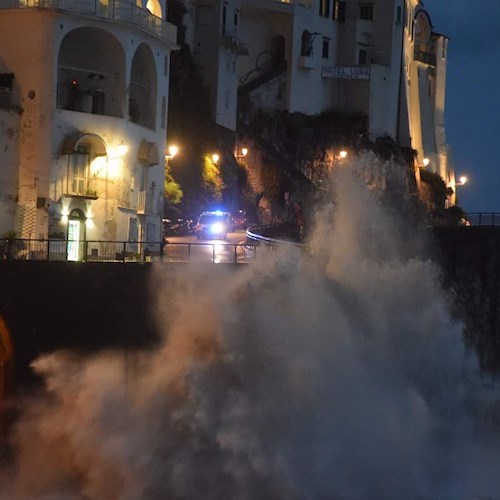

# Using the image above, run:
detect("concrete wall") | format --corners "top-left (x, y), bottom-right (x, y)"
top-left (2, 227), bottom-right (500, 392)
top-left (431, 227), bottom-right (500, 372)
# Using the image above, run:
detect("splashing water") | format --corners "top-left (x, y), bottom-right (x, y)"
top-left (1, 153), bottom-right (500, 499)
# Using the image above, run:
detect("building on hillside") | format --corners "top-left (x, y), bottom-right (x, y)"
top-left (182, 0), bottom-right (248, 148)
top-left (232, 0), bottom-right (454, 201)
top-left (0, 0), bottom-right (178, 259)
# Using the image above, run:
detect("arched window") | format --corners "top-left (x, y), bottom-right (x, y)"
top-left (301, 30), bottom-right (312, 57)
top-left (146, 0), bottom-right (163, 18)
top-left (129, 43), bottom-right (158, 129)
top-left (57, 28), bottom-right (126, 118)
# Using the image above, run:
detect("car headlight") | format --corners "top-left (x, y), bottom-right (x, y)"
top-left (210, 222), bottom-right (224, 234)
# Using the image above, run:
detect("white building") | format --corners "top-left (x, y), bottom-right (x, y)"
top-left (233, 0), bottom-right (454, 192)
top-left (0, 0), bottom-right (178, 257)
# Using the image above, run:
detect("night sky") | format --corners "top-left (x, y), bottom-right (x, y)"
top-left (430, 1), bottom-right (500, 213)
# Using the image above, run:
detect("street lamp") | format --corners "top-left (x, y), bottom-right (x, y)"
top-left (335, 150), bottom-right (348, 160)
top-left (212, 153), bottom-right (219, 164)
top-left (165, 144), bottom-right (179, 162)
top-left (235, 147), bottom-right (248, 159)
top-left (422, 157), bottom-right (430, 167)
top-left (456, 175), bottom-right (467, 186)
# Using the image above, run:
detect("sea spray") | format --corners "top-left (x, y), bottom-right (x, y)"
top-left (1, 153), bottom-right (499, 499)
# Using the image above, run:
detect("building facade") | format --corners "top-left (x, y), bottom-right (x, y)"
top-left (201, 0), bottom-right (453, 196)
top-left (0, 0), bottom-right (178, 258)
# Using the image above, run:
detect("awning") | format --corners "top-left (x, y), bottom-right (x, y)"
top-left (137, 140), bottom-right (159, 166)
top-left (61, 132), bottom-right (107, 157)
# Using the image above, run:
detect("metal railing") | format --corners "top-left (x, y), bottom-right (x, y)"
top-left (0, 238), bottom-right (263, 264)
top-left (246, 222), bottom-right (303, 246)
top-left (464, 213), bottom-right (500, 227)
top-left (414, 49), bottom-right (436, 66)
top-left (1, 0), bottom-right (177, 44)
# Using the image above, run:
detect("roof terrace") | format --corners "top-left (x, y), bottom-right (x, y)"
top-left (0, 0), bottom-right (177, 44)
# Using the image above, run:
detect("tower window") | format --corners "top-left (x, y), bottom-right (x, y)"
top-left (322, 38), bottom-right (330, 59)
top-left (359, 49), bottom-right (368, 65)
top-left (333, 0), bottom-right (346, 22)
top-left (319, 0), bottom-right (330, 18)
top-left (360, 4), bottom-right (374, 21)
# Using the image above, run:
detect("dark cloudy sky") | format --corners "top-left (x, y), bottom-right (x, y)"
top-left (429, 0), bottom-right (500, 213)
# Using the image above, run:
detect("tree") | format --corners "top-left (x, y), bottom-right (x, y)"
top-left (202, 155), bottom-right (224, 200)
top-left (164, 163), bottom-right (183, 205)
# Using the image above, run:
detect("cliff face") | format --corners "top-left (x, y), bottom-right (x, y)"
top-left (432, 226), bottom-right (500, 372)
top-left (237, 110), bottom-right (422, 227)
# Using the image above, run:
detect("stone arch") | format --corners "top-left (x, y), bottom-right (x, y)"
top-left (414, 10), bottom-right (433, 52)
top-left (57, 27), bottom-right (126, 118)
top-left (129, 43), bottom-right (158, 130)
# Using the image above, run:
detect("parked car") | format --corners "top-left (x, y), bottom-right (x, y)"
top-left (196, 211), bottom-right (232, 239)
top-left (233, 209), bottom-right (247, 229)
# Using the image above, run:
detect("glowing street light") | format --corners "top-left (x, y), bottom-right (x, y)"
top-left (165, 144), bottom-right (179, 161)
top-left (456, 175), bottom-right (468, 186)
top-left (235, 147), bottom-right (249, 159)
top-left (422, 157), bottom-right (430, 167)
top-left (338, 150), bottom-right (348, 159)
top-left (168, 145), bottom-right (178, 158)
top-left (212, 153), bottom-right (219, 164)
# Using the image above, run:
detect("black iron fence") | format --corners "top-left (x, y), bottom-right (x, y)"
top-left (464, 213), bottom-right (500, 227)
top-left (0, 239), bottom-right (265, 264)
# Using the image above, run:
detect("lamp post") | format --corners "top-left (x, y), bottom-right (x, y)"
top-left (165, 144), bottom-right (179, 165)
top-left (453, 175), bottom-right (468, 207)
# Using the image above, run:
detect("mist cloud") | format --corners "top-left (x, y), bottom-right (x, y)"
top-left (1, 153), bottom-right (499, 499)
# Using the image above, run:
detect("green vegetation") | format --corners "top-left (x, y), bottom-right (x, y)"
top-left (164, 164), bottom-right (183, 205)
top-left (202, 155), bottom-right (224, 200)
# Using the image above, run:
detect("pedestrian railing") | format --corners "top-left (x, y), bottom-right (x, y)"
top-left (464, 213), bottom-right (500, 227)
top-left (0, 239), bottom-right (264, 264)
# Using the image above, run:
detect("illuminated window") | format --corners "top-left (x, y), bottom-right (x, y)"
top-left (146, 0), bottom-right (162, 18)
top-left (70, 145), bottom-right (90, 195)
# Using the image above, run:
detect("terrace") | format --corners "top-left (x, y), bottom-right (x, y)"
top-left (0, 0), bottom-right (177, 44)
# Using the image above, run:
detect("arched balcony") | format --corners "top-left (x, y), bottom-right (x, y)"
top-left (129, 43), bottom-right (158, 130)
top-left (57, 27), bottom-right (126, 118)
top-left (414, 12), bottom-right (436, 66)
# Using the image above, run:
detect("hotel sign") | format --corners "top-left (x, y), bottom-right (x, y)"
top-left (321, 65), bottom-right (370, 80)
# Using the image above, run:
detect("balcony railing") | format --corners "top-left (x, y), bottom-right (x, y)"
top-left (414, 49), bottom-right (436, 66)
top-left (0, 0), bottom-right (177, 44)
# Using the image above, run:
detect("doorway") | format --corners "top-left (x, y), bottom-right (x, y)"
top-left (67, 209), bottom-right (86, 261)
